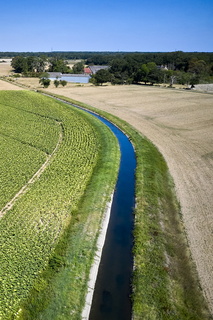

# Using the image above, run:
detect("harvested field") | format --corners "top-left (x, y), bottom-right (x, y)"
top-left (44, 84), bottom-right (213, 314)
top-left (0, 79), bottom-right (23, 90)
top-left (1, 77), bottom-right (213, 314)
top-left (0, 59), bottom-right (13, 76)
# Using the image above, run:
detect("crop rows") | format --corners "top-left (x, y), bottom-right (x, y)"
top-left (0, 135), bottom-right (46, 210)
top-left (0, 91), bottom-right (101, 319)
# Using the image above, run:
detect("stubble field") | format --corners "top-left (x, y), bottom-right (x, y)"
top-left (0, 72), bottom-right (213, 314)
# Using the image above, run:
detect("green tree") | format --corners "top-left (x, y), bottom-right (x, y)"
top-left (49, 58), bottom-right (71, 73)
top-left (189, 74), bottom-right (200, 87)
top-left (72, 61), bottom-right (84, 74)
top-left (176, 71), bottom-right (191, 85)
top-left (139, 64), bottom-right (150, 84)
top-left (11, 56), bottom-right (47, 74)
top-left (39, 73), bottom-right (50, 88)
top-left (54, 80), bottom-right (60, 88)
top-left (11, 56), bottom-right (28, 73)
top-left (135, 62), bottom-right (163, 85)
top-left (60, 80), bottom-right (67, 87)
top-left (188, 58), bottom-right (207, 75)
top-left (90, 69), bottom-right (111, 86)
top-left (39, 72), bottom-right (50, 79)
top-left (148, 68), bottom-right (163, 85)
top-left (39, 78), bottom-right (50, 88)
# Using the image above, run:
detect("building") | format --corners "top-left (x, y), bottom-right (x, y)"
top-left (88, 65), bottom-right (109, 74)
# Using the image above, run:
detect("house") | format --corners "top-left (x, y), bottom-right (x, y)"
top-left (158, 65), bottom-right (168, 70)
top-left (88, 65), bottom-right (109, 74)
top-left (47, 72), bottom-right (62, 78)
top-left (84, 67), bottom-right (92, 75)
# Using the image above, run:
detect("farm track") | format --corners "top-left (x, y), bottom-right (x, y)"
top-left (0, 121), bottom-right (63, 218)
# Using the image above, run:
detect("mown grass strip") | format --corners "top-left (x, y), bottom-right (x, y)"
top-left (42, 92), bottom-right (211, 320)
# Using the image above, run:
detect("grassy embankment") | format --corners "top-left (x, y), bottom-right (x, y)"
top-left (43, 92), bottom-right (211, 320)
top-left (0, 91), bottom-right (120, 320)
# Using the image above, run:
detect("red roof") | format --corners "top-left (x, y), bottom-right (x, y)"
top-left (84, 68), bottom-right (92, 74)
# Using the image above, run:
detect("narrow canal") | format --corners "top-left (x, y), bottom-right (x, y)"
top-left (46, 95), bottom-right (136, 320)
top-left (81, 110), bottom-right (136, 320)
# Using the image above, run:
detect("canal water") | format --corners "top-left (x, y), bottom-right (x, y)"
top-left (82, 110), bottom-right (136, 320)
top-left (46, 95), bottom-right (136, 319)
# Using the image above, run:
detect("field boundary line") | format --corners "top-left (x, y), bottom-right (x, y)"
top-left (0, 122), bottom-right (63, 218)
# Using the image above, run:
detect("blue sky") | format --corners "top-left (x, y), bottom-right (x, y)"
top-left (1, 0), bottom-right (212, 52)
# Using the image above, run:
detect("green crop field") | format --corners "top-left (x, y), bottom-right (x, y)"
top-left (0, 91), bottom-right (120, 319)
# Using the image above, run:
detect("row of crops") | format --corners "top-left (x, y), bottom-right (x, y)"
top-left (0, 91), bottom-right (111, 319)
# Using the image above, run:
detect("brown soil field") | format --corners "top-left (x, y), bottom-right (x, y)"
top-left (1, 78), bottom-right (213, 313)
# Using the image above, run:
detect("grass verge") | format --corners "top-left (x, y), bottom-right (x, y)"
top-left (41, 92), bottom-right (212, 320)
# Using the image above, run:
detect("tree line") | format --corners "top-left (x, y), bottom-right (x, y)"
top-left (91, 56), bottom-right (213, 86)
top-left (9, 51), bottom-right (213, 87)
top-left (3, 50), bottom-right (212, 65)
top-left (10, 56), bottom-right (84, 75)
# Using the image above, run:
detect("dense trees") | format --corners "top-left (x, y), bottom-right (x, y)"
top-left (11, 56), bottom-right (47, 74)
top-left (5, 51), bottom-right (213, 67)
top-left (11, 56), bottom-right (28, 73)
top-left (90, 69), bottom-right (111, 85)
top-left (72, 61), bottom-right (84, 73)
top-left (48, 57), bottom-right (70, 73)
top-left (9, 51), bottom-right (213, 86)
top-left (11, 56), bottom-right (70, 74)
top-left (91, 52), bottom-right (213, 86)
top-left (134, 62), bottom-right (163, 85)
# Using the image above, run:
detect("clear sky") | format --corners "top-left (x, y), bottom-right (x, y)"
top-left (1, 0), bottom-right (212, 52)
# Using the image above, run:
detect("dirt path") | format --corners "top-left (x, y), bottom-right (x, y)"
top-left (45, 84), bottom-right (213, 314)
top-left (0, 123), bottom-right (63, 218)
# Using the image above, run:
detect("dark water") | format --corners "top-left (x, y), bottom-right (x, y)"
top-left (49, 97), bottom-right (136, 320)
top-left (84, 113), bottom-right (136, 320)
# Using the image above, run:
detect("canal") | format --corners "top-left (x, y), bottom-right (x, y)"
top-left (45, 95), bottom-right (136, 319)
top-left (80, 109), bottom-right (136, 320)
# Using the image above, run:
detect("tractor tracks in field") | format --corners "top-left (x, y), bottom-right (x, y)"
top-left (0, 122), bottom-right (63, 218)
